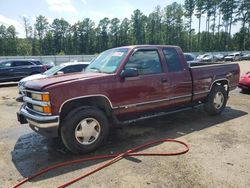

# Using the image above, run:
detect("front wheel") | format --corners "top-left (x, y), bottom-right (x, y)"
top-left (205, 85), bottom-right (228, 116)
top-left (60, 107), bottom-right (109, 154)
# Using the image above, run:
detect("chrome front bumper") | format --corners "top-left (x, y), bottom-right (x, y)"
top-left (17, 105), bottom-right (59, 137)
top-left (18, 105), bottom-right (59, 128)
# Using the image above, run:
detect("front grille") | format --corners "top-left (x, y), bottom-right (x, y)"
top-left (26, 91), bottom-right (32, 98)
top-left (22, 89), bottom-right (51, 115)
top-left (27, 103), bottom-right (33, 109)
top-left (23, 90), bottom-right (33, 109)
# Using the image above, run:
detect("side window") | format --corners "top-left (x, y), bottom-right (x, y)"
top-left (163, 48), bottom-right (183, 72)
top-left (62, 65), bottom-right (83, 73)
top-left (32, 61), bottom-right (42, 65)
top-left (82, 64), bottom-right (89, 70)
top-left (125, 50), bottom-right (162, 75)
top-left (23, 61), bottom-right (33, 66)
top-left (73, 65), bottom-right (85, 72)
top-left (61, 66), bottom-right (73, 73)
top-left (185, 55), bottom-right (193, 61)
top-left (12, 61), bottom-right (33, 67)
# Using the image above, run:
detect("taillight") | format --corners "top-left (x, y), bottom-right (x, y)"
top-left (41, 65), bottom-right (47, 72)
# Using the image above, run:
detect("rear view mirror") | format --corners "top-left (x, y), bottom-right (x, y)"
top-left (56, 71), bottom-right (64, 75)
top-left (120, 68), bottom-right (139, 78)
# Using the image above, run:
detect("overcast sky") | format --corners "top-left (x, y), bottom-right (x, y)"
top-left (0, 0), bottom-right (240, 38)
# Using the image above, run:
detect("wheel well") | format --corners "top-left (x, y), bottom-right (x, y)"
top-left (59, 96), bottom-right (113, 123)
top-left (211, 79), bottom-right (229, 94)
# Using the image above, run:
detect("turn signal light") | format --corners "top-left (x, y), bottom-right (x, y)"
top-left (43, 106), bottom-right (52, 114)
top-left (42, 94), bottom-right (50, 102)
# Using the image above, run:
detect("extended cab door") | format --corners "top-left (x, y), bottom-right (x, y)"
top-left (113, 48), bottom-right (172, 117)
top-left (162, 47), bottom-right (192, 106)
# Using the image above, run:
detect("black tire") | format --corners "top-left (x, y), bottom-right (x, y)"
top-left (241, 88), bottom-right (250, 93)
top-left (205, 85), bottom-right (228, 116)
top-left (60, 107), bottom-right (109, 154)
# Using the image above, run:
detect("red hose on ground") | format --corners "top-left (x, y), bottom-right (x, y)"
top-left (13, 138), bottom-right (189, 188)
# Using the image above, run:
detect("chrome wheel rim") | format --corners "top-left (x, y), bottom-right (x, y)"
top-left (75, 118), bottom-right (101, 145)
top-left (213, 92), bottom-right (224, 109)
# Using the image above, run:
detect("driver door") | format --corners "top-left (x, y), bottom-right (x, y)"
top-left (112, 48), bottom-right (171, 117)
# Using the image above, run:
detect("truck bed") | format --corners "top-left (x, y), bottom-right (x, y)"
top-left (190, 62), bottom-right (240, 102)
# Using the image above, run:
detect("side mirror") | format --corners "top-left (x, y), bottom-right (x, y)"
top-left (120, 68), bottom-right (139, 78)
top-left (56, 71), bottom-right (64, 75)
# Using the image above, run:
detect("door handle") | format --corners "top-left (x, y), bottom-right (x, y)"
top-left (161, 78), bottom-right (168, 83)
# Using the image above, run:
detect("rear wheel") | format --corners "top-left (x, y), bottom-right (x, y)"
top-left (60, 107), bottom-right (109, 154)
top-left (205, 85), bottom-right (228, 115)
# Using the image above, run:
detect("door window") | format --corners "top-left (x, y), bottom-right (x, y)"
top-left (125, 50), bottom-right (162, 75)
top-left (185, 54), bottom-right (194, 61)
top-left (163, 48), bottom-right (183, 72)
top-left (12, 61), bottom-right (33, 67)
top-left (61, 65), bottom-right (84, 73)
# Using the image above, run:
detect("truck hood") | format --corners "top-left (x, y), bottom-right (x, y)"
top-left (25, 72), bottom-right (109, 90)
top-left (19, 74), bottom-right (47, 84)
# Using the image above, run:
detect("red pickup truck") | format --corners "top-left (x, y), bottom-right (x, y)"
top-left (17, 45), bottom-right (240, 154)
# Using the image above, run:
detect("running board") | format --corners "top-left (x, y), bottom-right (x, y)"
top-left (119, 106), bottom-right (193, 125)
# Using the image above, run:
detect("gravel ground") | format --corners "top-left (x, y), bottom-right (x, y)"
top-left (0, 61), bottom-right (250, 188)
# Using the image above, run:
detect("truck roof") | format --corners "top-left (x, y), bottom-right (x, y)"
top-left (114, 45), bottom-right (180, 50)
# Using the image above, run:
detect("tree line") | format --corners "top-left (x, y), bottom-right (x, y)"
top-left (0, 0), bottom-right (249, 56)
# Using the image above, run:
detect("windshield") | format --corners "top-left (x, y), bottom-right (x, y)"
top-left (42, 65), bottom-right (64, 76)
top-left (85, 48), bottom-right (128, 73)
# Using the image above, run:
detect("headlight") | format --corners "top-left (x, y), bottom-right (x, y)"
top-left (31, 93), bottom-right (50, 101)
top-left (24, 90), bottom-right (52, 115)
top-left (33, 105), bottom-right (43, 112)
top-left (33, 105), bottom-right (51, 114)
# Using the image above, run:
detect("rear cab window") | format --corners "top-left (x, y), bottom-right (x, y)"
top-left (163, 48), bottom-right (183, 72)
top-left (125, 49), bottom-right (163, 75)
